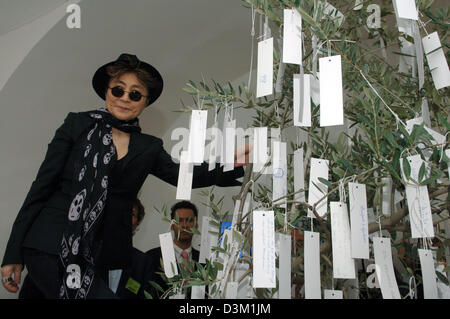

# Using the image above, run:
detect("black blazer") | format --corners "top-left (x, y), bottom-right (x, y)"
top-left (144, 246), bottom-right (201, 299)
top-left (2, 111), bottom-right (244, 270)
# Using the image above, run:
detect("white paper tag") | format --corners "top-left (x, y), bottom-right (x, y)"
top-left (277, 233), bottom-right (291, 299)
top-left (294, 148), bottom-right (305, 203)
top-left (253, 127), bottom-right (269, 173)
top-left (293, 74), bottom-right (311, 126)
top-left (393, 0), bottom-right (418, 20)
top-left (422, 32), bottom-right (450, 90)
top-left (225, 282), bottom-right (238, 299)
top-left (187, 110), bottom-right (208, 163)
top-left (208, 122), bottom-right (222, 171)
top-left (256, 37), bottom-right (274, 98)
top-left (283, 9), bottom-right (302, 65)
top-left (373, 237), bottom-right (401, 299)
top-left (381, 177), bottom-right (392, 216)
top-left (272, 141), bottom-right (287, 208)
top-left (319, 55), bottom-right (344, 127)
top-left (348, 183), bottom-right (370, 259)
top-left (304, 231), bottom-right (321, 299)
top-left (223, 119), bottom-right (236, 172)
top-left (400, 154), bottom-right (434, 238)
top-left (199, 216), bottom-right (212, 263)
top-left (446, 149), bottom-right (450, 179)
top-left (176, 151), bottom-right (193, 200)
top-left (252, 211), bottom-right (276, 288)
top-left (310, 73), bottom-right (320, 106)
top-left (159, 232), bottom-right (178, 278)
top-left (418, 249), bottom-right (439, 299)
top-left (191, 285), bottom-right (205, 299)
top-left (324, 289), bottom-right (343, 299)
top-left (330, 202), bottom-right (356, 279)
top-left (308, 158), bottom-right (329, 218)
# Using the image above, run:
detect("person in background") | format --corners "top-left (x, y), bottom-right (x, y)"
top-left (110, 198), bottom-right (151, 299)
top-left (145, 200), bottom-right (200, 298)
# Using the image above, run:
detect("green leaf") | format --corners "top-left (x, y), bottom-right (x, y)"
top-left (317, 177), bottom-right (332, 189)
top-left (402, 156), bottom-right (411, 181)
top-left (436, 271), bottom-right (449, 285)
top-left (418, 162), bottom-right (426, 182)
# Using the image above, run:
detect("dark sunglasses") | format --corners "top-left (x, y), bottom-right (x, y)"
top-left (109, 86), bottom-right (148, 102)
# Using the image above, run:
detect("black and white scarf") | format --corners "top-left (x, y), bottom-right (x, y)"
top-left (58, 107), bottom-right (141, 299)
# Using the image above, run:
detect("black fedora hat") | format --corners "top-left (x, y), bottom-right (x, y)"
top-left (92, 53), bottom-right (163, 106)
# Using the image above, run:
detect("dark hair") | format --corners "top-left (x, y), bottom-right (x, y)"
top-left (170, 201), bottom-right (198, 220)
top-left (133, 198), bottom-right (146, 223)
top-left (106, 55), bottom-right (159, 98)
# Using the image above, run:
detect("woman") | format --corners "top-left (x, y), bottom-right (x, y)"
top-left (1, 53), bottom-right (248, 299)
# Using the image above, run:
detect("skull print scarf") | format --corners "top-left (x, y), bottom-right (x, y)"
top-left (58, 107), bottom-right (141, 299)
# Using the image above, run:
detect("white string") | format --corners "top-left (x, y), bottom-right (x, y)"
top-left (359, 70), bottom-right (407, 128)
top-left (408, 276), bottom-right (417, 299)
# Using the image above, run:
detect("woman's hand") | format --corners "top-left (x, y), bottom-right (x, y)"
top-left (1, 264), bottom-right (23, 293)
top-left (234, 144), bottom-right (252, 167)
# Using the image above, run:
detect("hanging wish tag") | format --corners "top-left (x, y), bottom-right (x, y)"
top-left (422, 32), bottom-right (450, 90)
top-left (446, 150), bottom-right (450, 179)
top-left (277, 232), bottom-right (292, 299)
top-left (348, 183), bottom-right (369, 259)
top-left (393, 0), bottom-right (418, 20)
top-left (373, 237), bottom-right (401, 299)
top-left (330, 202), bottom-right (356, 279)
top-left (159, 232), bottom-right (178, 278)
top-left (283, 8), bottom-right (302, 65)
top-left (272, 141), bottom-right (287, 208)
top-left (294, 148), bottom-right (305, 203)
top-left (253, 127), bottom-right (269, 173)
top-left (324, 289), bottom-right (343, 299)
top-left (191, 285), bottom-right (206, 299)
top-left (304, 231), bottom-right (321, 299)
top-left (400, 154), bottom-right (434, 238)
top-left (208, 122), bottom-right (222, 171)
top-left (418, 249), bottom-right (439, 299)
top-left (293, 74), bottom-right (311, 126)
top-left (187, 110), bottom-right (208, 164)
top-left (381, 177), bottom-right (393, 216)
top-left (308, 158), bottom-right (329, 218)
top-left (256, 37), bottom-right (274, 98)
top-left (223, 119), bottom-right (236, 172)
top-left (319, 55), bottom-right (343, 127)
top-left (199, 216), bottom-right (212, 263)
top-left (252, 210), bottom-right (276, 288)
top-left (176, 151), bottom-right (193, 200)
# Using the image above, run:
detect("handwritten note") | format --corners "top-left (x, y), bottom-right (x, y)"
top-left (381, 177), bottom-right (392, 216)
top-left (199, 216), bottom-right (212, 263)
top-left (330, 202), bottom-right (356, 279)
top-left (256, 38), bottom-right (274, 98)
top-left (308, 158), bottom-right (329, 218)
top-left (159, 232), bottom-right (178, 278)
top-left (373, 237), bottom-right (401, 299)
top-left (252, 211), bottom-right (276, 288)
top-left (418, 249), bottom-right (439, 299)
top-left (400, 154), bottom-right (434, 238)
top-left (272, 141), bottom-right (287, 208)
top-left (304, 231), bottom-right (321, 299)
top-left (348, 183), bottom-right (369, 259)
